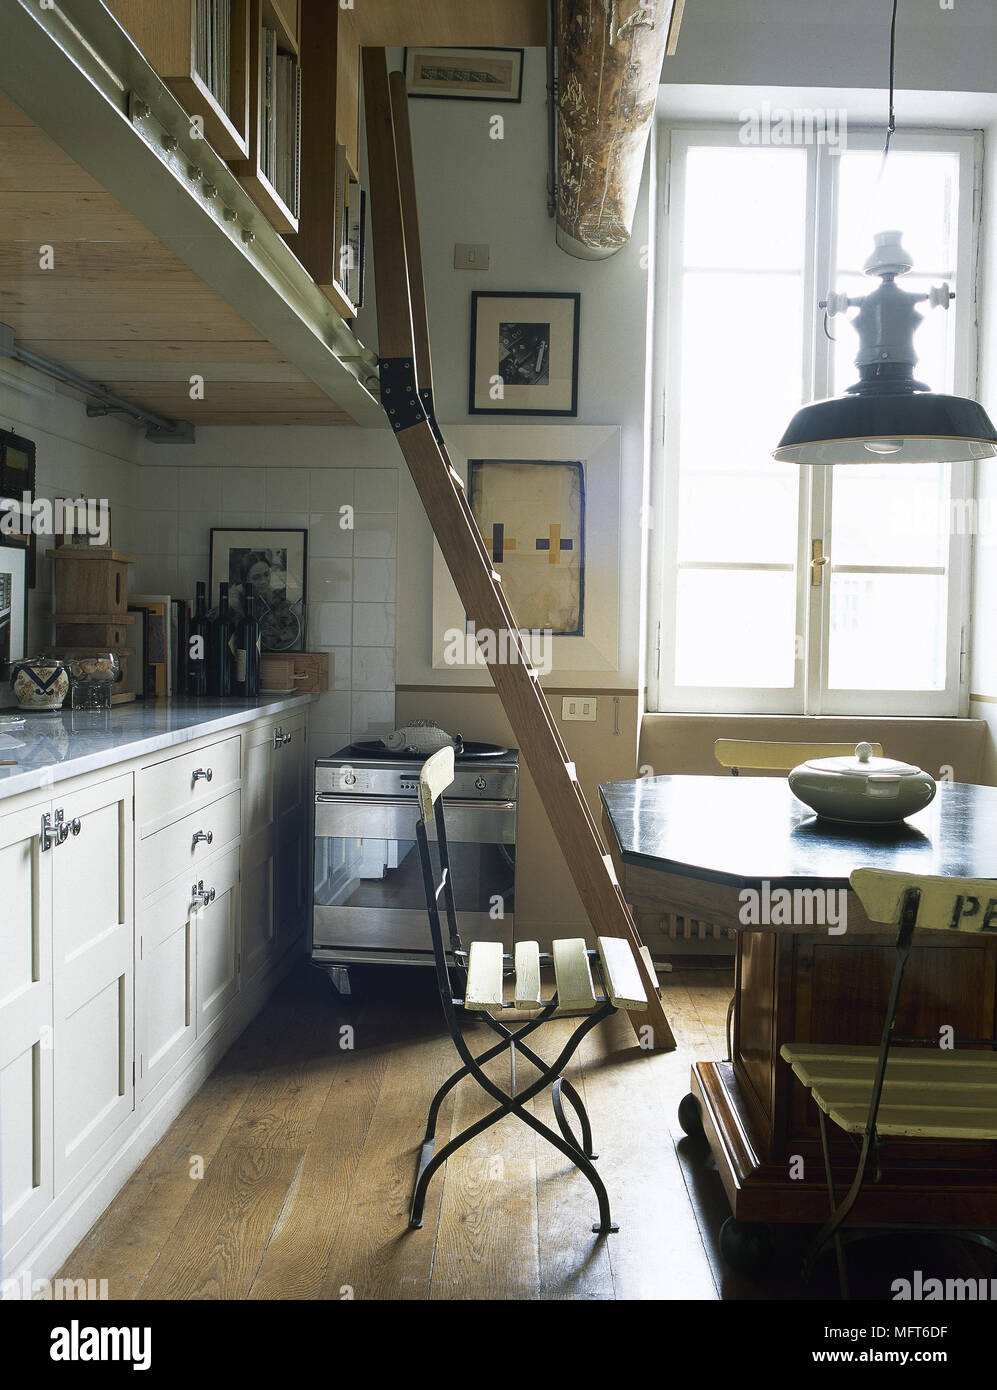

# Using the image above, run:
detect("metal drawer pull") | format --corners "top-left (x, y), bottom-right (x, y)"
top-left (69, 817), bottom-right (82, 836)
top-left (273, 725), bottom-right (283, 749)
top-left (192, 767), bottom-right (213, 783)
top-left (192, 829), bottom-right (214, 848)
top-left (281, 731), bottom-right (293, 746)
top-left (40, 808), bottom-right (80, 850)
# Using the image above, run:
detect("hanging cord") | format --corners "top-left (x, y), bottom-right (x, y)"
top-left (883, 0), bottom-right (899, 158)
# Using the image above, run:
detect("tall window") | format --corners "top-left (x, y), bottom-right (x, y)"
top-left (650, 127), bottom-right (981, 715)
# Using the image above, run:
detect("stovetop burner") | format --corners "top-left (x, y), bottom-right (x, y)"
top-left (344, 739), bottom-right (513, 761)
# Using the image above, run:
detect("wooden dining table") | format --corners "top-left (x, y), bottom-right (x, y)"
top-left (599, 774), bottom-right (997, 1229)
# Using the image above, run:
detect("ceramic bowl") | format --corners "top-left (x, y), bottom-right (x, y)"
top-left (788, 741), bottom-right (937, 824)
top-left (10, 658), bottom-right (71, 712)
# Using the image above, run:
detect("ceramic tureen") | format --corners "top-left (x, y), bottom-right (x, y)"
top-left (788, 741), bottom-right (937, 824)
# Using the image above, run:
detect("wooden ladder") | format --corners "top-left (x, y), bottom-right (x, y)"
top-left (362, 48), bottom-right (675, 1052)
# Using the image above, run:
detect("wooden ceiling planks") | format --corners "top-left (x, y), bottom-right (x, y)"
top-left (352, 0), bottom-right (546, 46)
top-left (0, 93), bottom-right (355, 426)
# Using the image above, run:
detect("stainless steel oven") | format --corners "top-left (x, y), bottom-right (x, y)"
top-left (311, 742), bottom-right (518, 990)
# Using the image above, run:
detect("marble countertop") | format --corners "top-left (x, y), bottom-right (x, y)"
top-left (0, 694), bottom-right (315, 803)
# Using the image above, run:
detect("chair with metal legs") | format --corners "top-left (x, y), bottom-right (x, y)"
top-left (781, 867), bottom-right (997, 1299)
top-left (409, 745), bottom-right (650, 1235)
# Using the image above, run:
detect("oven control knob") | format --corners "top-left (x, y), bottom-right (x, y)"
top-left (343, 772), bottom-right (357, 786)
top-left (474, 776), bottom-right (487, 790)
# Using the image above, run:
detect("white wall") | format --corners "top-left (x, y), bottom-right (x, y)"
top-left (384, 47), bottom-right (651, 690)
top-left (664, 0), bottom-right (997, 94)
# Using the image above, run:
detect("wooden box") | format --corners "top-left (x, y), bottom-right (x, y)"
top-left (260, 650), bottom-right (328, 692)
top-left (49, 547), bottom-right (136, 620)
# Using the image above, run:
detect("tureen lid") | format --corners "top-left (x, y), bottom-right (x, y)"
top-left (801, 741), bottom-right (925, 779)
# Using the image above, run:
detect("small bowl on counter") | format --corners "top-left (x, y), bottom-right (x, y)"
top-left (788, 741), bottom-right (937, 825)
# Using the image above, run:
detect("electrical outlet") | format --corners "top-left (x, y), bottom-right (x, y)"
top-left (561, 696), bottom-right (597, 722)
top-left (454, 242), bottom-right (490, 270)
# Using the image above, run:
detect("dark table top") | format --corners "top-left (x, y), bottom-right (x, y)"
top-left (599, 775), bottom-right (997, 891)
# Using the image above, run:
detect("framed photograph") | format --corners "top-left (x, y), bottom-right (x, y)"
top-left (469, 291), bottom-right (580, 416)
top-left (0, 539), bottom-right (28, 680)
top-left (404, 46), bottom-right (523, 103)
top-left (0, 427), bottom-right (36, 587)
top-left (209, 527), bottom-right (307, 653)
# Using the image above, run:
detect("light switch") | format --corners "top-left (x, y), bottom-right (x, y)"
top-left (561, 696), bottom-right (597, 722)
top-left (454, 243), bottom-right (490, 270)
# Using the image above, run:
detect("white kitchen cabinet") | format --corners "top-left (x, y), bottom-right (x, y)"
top-left (0, 796), bottom-right (54, 1250)
top-left (194, 847), bottom-right (240, 1033)
top-left (0, 697), bottom-right (312, 1285)
top-left (51, 774), bottom-right (134, 1191)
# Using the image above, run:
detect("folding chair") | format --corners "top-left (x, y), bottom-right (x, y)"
top-left (410, 746), bottom-right (650, 1235)
top-left (781, 867), bottom-right (997, 1298)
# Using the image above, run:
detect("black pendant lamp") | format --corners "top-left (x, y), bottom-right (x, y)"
top-left (774, 230), bottom-right (997, 465)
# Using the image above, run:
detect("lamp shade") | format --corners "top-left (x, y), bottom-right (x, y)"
top-left (775, 231), bottom-right (997, 465)
top-left (774, 392), bottom-right (997, 465)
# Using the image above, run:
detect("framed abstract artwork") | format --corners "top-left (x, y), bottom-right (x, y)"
top-left (469, 291), bottom-right (580, 416)
top-left (404, 47), bottom-right (524, 102)
top-left (468, 459), bottom-right (584, 636)
top-left (209, 527), bottom-right (307, 653)
top-left (431, 425), bottom-right (621, 675)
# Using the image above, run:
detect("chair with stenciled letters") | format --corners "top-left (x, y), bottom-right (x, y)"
top-left (781, 868), bottom-right (997, 1298)
top-left (409, 745), bottom-right (652, 1236)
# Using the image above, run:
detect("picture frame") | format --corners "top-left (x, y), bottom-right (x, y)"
top-left (469, 291), bottom-right (580, 417)
top-left (0, 538), bottom-right (28, 680)
top-left (0, 427), bottom-right (37, 587)
top-left (209, 527), bottom-right (307, 653)
top-left (403, 46), bottom-right (524, 103)
top-left (430, 425), bottom-right (621, 675)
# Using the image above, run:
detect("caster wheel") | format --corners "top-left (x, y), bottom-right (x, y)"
top-left (719, 1217), bottom-right (776, 1276)
top-left (678, 1092), bottom-right (705, 1139)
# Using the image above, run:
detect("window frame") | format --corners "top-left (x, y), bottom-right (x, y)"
top-left (647, 123), bottom-right (983, 718)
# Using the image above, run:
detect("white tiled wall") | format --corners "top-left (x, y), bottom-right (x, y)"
top-left (113, 459), bottom-right (399, 765)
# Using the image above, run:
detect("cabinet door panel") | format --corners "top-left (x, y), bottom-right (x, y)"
top-left (241, 837), bottom-right (275, 980)
top-left (275, 714), bottom-right (307, 820)
top-left (243, 723), bottom-right (275, 839)
top-left (196, 847), bottom-right (240, 1030)
top-left (53, 774), bottom-right (134, 1189)
top-left (137, 874), bottom-right (196, 1100)
top-left (0, 800), bottom-right (53, 1247)
top-left (275, 810), bottom-right (308, 956)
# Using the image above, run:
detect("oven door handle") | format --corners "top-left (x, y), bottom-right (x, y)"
top-left (315, 794), bottom-right (516, 812)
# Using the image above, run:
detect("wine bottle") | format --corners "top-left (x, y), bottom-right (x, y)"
top-left (207, 582), bottom-right (235, 697)
top-left (241, 582), bottom-right (262, 699)
top-left (187, 581), bottom-right (209, 697)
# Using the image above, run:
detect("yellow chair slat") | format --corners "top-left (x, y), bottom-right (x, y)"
top-left (596, 936), bottom-right (647, 1011)
top-left (417, 745), bottom-right (455, 822)
top-left (851, 868), bottom-right (997, 934)
top-left (552, 938), bottom-right (597, 1010)
top-left (713, 739), bottom-right (883, 773)
top-left (513, 940), bottom-right (543, 1010)
top-left (464, 940), bottom-right (505, 1013)
top-left (781, 1043), bottom-right (997, 1137)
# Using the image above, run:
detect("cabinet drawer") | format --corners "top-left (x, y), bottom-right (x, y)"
top-left (138, 736), bottom-right (241, 838)
top-left (138, 791), bottom-right (241, 899)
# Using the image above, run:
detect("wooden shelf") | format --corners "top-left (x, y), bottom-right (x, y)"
top-left (231, 0), bottom-right (301, 234)
top-left (106, 0), bottom-right (251, 161)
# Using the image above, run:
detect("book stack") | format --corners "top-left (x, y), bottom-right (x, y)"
top-left (194, 0), bottom-right (232, 114)
top-left (261, 26), bottom-right (301, 217)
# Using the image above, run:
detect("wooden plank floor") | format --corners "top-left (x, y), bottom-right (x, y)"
top-left (58, 955), bottom-right (997, 1301)
top-left (60, 958), bottom-right (735, 1300)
